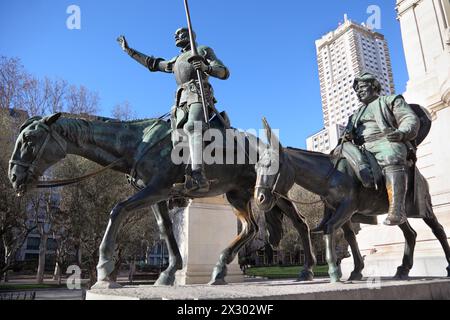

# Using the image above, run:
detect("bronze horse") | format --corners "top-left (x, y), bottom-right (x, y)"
top-left (254, 118), bottom-right (450, 283)
top-left (9, 113), bottom-right (316, 288)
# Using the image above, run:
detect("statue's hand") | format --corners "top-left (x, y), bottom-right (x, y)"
top-left (117, 35), bottom-right (129, 52)
top-left (386, 130), bottom-right (405, 142)
top-left (191, 59), bottom-right (209, 73)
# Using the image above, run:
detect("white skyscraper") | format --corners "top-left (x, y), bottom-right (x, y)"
top-left (307, 16), bottom-right (396, 154)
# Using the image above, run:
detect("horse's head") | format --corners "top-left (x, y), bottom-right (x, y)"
top-left (254, 118), bottom-right (294, 211)
top-left (9, 113), bottom-right (67, 195)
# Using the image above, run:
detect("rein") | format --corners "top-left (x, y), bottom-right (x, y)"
top-left (36, 157), bottom-right (125, 189)
top-left (259, 151), bottom-right (345, 207)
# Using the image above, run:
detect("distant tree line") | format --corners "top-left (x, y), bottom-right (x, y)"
top-left (0, 56), bottom-right (158, 287)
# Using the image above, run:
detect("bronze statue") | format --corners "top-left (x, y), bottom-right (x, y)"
top-left (254, 117), bottom-right (450, 283)
top-left (9, 113), bottom-right (317, 288)
top-left (117, 26), bottom-right (229, 193)
top-left (340, 72), bottom-right (421, 226)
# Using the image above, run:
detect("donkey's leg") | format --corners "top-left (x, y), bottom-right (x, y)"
top-left (393, 220), bottom-right (417, 280)
top-left (423, 213), bottom-right (450, 277)
top-left (342, 221), bottom-right (364, 281)
top-left (95, 183), bottom-right (168, 288)
top-left (152, 201), bottom-right (183, 286)
top-left (209, 191), bottom-right (258, 285)
top-left (324, 199), bottom-right (356, 283)
top-left (277, 198), bottom-right (316, 281)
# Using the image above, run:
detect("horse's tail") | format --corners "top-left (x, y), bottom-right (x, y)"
top-left (264, 209), bottom-right (284, 248)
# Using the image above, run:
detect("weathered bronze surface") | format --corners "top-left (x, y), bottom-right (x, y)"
top-left (254, 114), bottom-right (450, 283)
top-left (9, 113), bottom-right (317, 287)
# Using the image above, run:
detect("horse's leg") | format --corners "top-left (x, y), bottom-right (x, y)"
top-left (152, 201), bottom-right (183, 286)
top-left (209, 190), bottom-right (258, 285)
top-left (324, 232), bottom-right (340, 283)
top-left (94, 182), bottom-right (168, 288)
top-left (324, 199), bottom-right (356, 283)
top-left (276, 198), bottom-right (316, 281)
top-left (423, 213), bottom-right (450, 277)
top-left (341, 221), bottom-right (364, 281)
top-left (392, 220), bottom-right (417, 280)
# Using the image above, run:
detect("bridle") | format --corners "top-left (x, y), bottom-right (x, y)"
top-left (10, 121), bottom-right (123, 189)
top-left (255, 148), bottom-right (338, 206)
top-left (255, 149), bottom-right (284, 199)
top-left (9, 122), bottom-right (67, 180)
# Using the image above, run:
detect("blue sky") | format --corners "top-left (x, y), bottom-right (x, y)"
top-left (0, 0), bottom-right (408, 148)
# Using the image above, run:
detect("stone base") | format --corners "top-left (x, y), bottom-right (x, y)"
top-left (172, 196), bottom-right (245, 285)
top-left (174, 264), bottom-right (244, 285)
top-left (86, 278), bottom-right (450, 300)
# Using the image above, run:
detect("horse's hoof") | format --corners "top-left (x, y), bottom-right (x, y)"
top-left (328, 266), bottom-right (342, 283)
top-left (91, 280), bottom-right (122, 290)
top-left (297, 270), bottom-right (314, 282)
top-left (329, 276), bottom-right (341, 284)
top-left (208, 279), bottom-right (228, 286)
top-left (393, 267), bottom-right (410, 280)
top-left (154, 272), bottom-right (175, 286)
top-left (446, 266), bottom-right (450, 277)
top-left (348, 271), bottom-right (363, 281)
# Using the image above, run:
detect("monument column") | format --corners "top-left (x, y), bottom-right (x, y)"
top-left (173, 196), bottom-right (245, 285)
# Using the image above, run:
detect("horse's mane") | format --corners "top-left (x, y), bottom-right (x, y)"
top-left (285, 146), bottom-right (332, 160)
top-left (53, 116), bottom-right (166, 147)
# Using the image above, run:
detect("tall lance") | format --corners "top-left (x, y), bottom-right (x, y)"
top-left (182, 0), bottom-right (229, 129)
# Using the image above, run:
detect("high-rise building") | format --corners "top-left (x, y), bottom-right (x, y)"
top-left (306, 124), bottom-right (345, 154)
top-left (315, 15), bottom-right (395, 128)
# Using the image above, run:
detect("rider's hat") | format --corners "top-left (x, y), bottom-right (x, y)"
top-left (353, 72), bottom-right (382, 94)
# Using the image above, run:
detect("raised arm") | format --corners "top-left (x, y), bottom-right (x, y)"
top-left (117, 35), bottom-right (173, 73)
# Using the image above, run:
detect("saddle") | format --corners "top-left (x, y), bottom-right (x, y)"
top-left (332, 143), bottom-right (432, 219)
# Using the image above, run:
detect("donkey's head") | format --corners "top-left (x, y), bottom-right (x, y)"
top-left (9, 113), bottom-right (66, 195)
top-left (254, 118), bottom-right (294, 211)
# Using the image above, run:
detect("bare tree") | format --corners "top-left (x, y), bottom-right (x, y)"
top-left (0, 56), bottom-right (28, 110)
top-left (65, 85), bottom-right (99, 115)
top-left (112, 101), bottom-right (136, 121)
top-left (0, 108), bottom-right (35, 281)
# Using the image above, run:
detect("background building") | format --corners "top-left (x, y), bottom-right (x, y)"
top-left (307, 15), bottom-right (395, 153)
top-left (316, 14), bottom-right (395, 128)
top-left (306, 124), bottom-right (345, 154)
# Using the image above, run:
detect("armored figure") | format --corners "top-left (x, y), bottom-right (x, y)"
top-left (117, 28), bottom-right (230, 192)
top-left (340, 72), bottom-right (420, 226)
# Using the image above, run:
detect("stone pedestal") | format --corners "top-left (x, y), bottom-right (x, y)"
top-left (173, 196), bottom-right (244, 285)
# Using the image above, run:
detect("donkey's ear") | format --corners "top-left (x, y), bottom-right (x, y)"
top-left (44, 113), bottom-right (62, 126)
top-left (262, 117), bottom-right (281, 149)
top-left (262, 117), bottom-right (272, 146)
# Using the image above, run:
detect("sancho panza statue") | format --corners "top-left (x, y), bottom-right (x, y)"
top-left (339, 72), bottom-right (421, 226)
top-left (117, 28), bottom-right (230, 192)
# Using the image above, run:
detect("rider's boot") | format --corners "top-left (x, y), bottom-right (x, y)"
top-left (383, 165), bottom-right (408, 226)
top-left (186, 125), bottom-right (210, 193)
